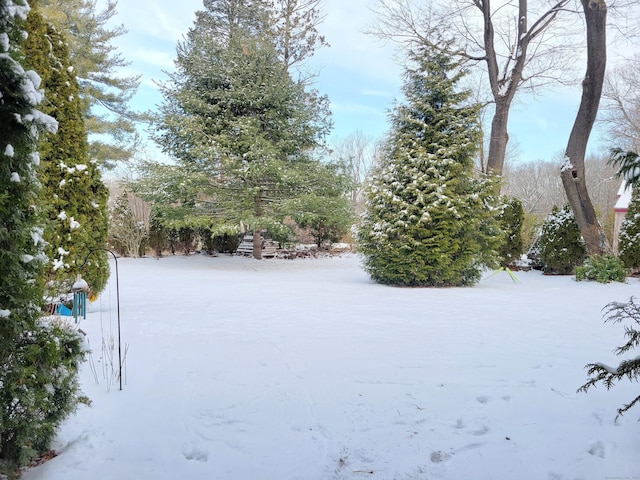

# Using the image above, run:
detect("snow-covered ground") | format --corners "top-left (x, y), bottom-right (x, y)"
top-left (23, 253), bottom-right (640, 480)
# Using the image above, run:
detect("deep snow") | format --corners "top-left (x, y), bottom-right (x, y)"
top-left (22, 253), bottom-right (640, 480)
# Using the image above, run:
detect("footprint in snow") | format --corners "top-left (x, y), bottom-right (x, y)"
top-left (430, 450), bottom-right (452, 463)
top-left (476, 395), bottom-right (492, 404)
top-left (587, 441), bottom-right (605, 459)
top-left (182, 442), bottom-right (209, 462)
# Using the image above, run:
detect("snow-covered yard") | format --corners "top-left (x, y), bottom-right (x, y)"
top-left (23, 253), bottom-right (640, 480)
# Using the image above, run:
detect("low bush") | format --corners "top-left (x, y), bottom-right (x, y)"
top-left (575, 254), bottom-right (627, 283)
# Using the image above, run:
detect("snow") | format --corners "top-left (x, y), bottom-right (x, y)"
top-left (4, 144), bottom-right (14, 157)
top-left (561, 156), bottom-right (574, 173)
top-left (10, 172), bottom-right (20, 182)
top-left (22, 253), bottom-right (640, 480)
top-left (0, 32), bottom-right (8, 52)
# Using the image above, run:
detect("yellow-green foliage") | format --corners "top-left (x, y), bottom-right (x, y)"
top-left (25, 7), bottom-right (109, 296)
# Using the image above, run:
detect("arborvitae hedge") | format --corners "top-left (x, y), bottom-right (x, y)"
top-left (1, 2), bottom-right (86, 473)
top-left (25, 7), bottom-right (109, 298)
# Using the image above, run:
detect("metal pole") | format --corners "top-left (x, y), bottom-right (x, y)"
top-left (79, 248), bottom-right (123, 391)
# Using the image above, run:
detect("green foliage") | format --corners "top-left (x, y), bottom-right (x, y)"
top-left (144, 0), bottom-right (335, 258)
top-left (39, 0), bottom-right (142, 167)
top-left (356, 45), bottom-right (501, 287)
top-left (618, 184), bottom-right (640, 270)
top-left (578, 297), bottom-right (640, 416)
top-left (609, 148), bottom-right (640, 185)
top-left (0, 2), bottom-right (86, 473)
top-left (575, 254), bottom-right (627, 283)
top-left (0, 319), bottom-right (87, 473)
top-left (294, 194), bottom-right (354, 247)
top-left (497, 196), bottom-right (525, 267)
top-left (538, 205), bottom-right (587, 274)
top-left (24, 6), bottom-right (109, 297)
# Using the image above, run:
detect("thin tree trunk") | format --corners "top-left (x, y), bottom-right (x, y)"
top-left (561, 0), bottom-right (609, 255)
top-left (252, 227), bottom-right (262, 260)
top-left (253, 193), bottom-right (263, 259)
top-left (486, 98), bottom-right (511, 175)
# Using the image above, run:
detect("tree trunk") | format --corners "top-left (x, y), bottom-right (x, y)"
top-left (561, 0), bottom-right (609, 255)
top-left (253, 193), bottom-right (263, 259)
top-left (486, 97), bottom-right (511, 175)
top-left (252, 227), bottom-right (263, 260)
top-left (483, 0), bottom-right (528, 176)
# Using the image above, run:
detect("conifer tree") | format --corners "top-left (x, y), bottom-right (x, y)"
top-left (1, 1), bottom-right (86, 472)
top-left (38, 0), bottom-right (142, 167)
top-left (497, 196), bottom-right (525, 268)
top-left (538, 205), bottom-right (587, 274)
top-left (356, 45), bottom-right (501, 287)
top-left (24, 4), bottom-right (109, 296)
top-left (618, 184), bottom-right (640, 271)
top-left (149, 0), bottom-right (333, 259)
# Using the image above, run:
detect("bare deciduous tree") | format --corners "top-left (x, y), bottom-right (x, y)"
top-left (504, 153), bottom-right (619, 241)
top-left (601, 53), bottom-right (640, 152)
top-left (367, 0), bottom-right (578, 177)
top-left (330, 131), bottom-right (380, 213)
top-left (561, 0), bottom-right (608, 255)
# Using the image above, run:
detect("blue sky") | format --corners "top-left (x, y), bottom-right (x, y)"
top-left (103, 0), bottom-right (616, 165)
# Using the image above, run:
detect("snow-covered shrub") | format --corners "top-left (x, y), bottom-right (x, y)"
top-left (356, 45), bottom-right (501, 287)
top-left (538, 205), bottom-right (587, 274)
top-left (575, 254), bottom-right (627, 283)
top-left (497, 196), bottom-right (525, 268)
top-left (618, 185), bottom-right (640, 271)
top-left (1, 3), bottom-right (88, 474)
top-left (578, 297), bottom-right (640, 417)
top-left (0, 319), bottom-right (88, 471)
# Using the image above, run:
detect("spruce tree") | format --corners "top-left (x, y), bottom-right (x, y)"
top-left (356, 45), bottom-right (501, 287)
top-left (618, 184), bottom-right (640, 270)
top-left (1, 1), bottom-right (86, 472)
top-left (24, 5), bottom-right (109, 296)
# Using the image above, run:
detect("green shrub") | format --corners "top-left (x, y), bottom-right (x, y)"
top-left (575, 254), bottom-right (627, 283)
top-left (538, 205), bottom-right (587, 274)
top-left (1, 319), bottom-right (87, 475)
top-left (497, 196), bottom-right (525, 267)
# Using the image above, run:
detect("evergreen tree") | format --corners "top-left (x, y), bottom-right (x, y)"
top-left (497, 196), bottom-right (525, 267)
top-left (538, 205), bottom-right (587, 274)
top-left (356, 46), bottom-right (501, 287)
top-left (618, 184), bottom-right (640, 270)
top-left (24, 5), bottom-right (109, 296)
top-left (1, 1), bottom-right (86, 472)
top-left (39, 0), bottom-right (142, 167)
top-left (149, 0), bottom-right (333, 259)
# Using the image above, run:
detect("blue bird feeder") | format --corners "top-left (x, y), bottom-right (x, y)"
top-left (70, 274), bottom-right (88, 322)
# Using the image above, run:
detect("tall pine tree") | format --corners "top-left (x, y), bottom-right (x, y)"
top-left (149, 0), bottom-right (333, 259)
top-left (356, 45), bottom-right (501, 287)
top-left (39, 0), bottom-right (142, 167)
top-left (24, 4), bottom-right (109, 296)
